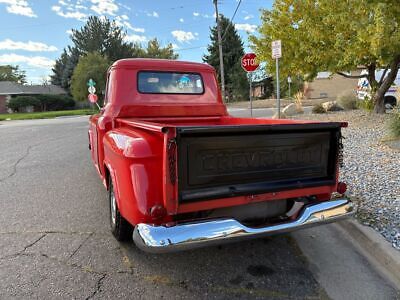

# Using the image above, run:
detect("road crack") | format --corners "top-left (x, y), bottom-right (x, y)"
top-left (23, 233), bottom-right (46, 251)
top-left (86, 274), bottom-right (106, 300)
top-left (0, 145), bottom-right (36, 183)
top-left (68, 232), bottom-right (93, 259)
top-left (0, 233), bottom-right (46, 260)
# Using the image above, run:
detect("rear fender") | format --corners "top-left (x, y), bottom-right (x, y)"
top-left (103, 128), bottom-right (164, 225)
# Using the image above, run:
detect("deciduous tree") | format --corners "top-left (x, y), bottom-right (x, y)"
top-left (70, 52), bottom-right (110, 103)
top-left (250, 0), bottom-right (400, 113)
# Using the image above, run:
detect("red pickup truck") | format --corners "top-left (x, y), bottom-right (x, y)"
top-left (89, 58), bottom-right (354, 253)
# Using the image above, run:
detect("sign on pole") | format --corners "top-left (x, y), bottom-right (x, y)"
top-left (272, 40), bottom-right (282, 117)
top-left (88, 93), bottom-right (98, 103)
top-left (241, 53), bottom-right (259, 72)
top-left (272, 40), bottom-right (282, 59)
top-left (241, 53), bottom-right (260, 117)
top-left (87, 78), bottom-right (96, 87)
top-left (88, 86), bottom-right (96, 94)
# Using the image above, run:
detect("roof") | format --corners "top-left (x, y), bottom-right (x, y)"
top-left (111, 58), bottom-right (215, 72)
top-left (0, 81), bottom-right (67, 95)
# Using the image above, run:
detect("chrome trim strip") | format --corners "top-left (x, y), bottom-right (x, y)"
top-left (133, 199), bottom-right (354, 253)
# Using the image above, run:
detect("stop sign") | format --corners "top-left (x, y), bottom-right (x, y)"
top-left (241, 53), bottom-right (259, 72)
top-left (88, 93), bottom-right (98, 103)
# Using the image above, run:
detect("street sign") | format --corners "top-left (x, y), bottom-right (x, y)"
top-left (241, 53), bottom-right (259, 117)
top-left (241, 53), bottom-right (259, 72)
top-left (88, 93), bottom-right (98, 103)
top-left (272, 40), bottom-right (282, 117)
top-left (88, 86), bottom-right (96, 94)
top-left (287, 76), bottom-right (292, 83)
top-left (87, 78), bottom-right (96, 87)
top-left (272, 40), bottom-right (282, 59)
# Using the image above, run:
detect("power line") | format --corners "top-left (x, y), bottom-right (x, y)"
top-left (174, 45), bottom-right (208, 52)
top-left (221, 0), bottom-right (242, 41)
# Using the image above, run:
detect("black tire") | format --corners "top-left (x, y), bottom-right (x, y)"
top-left (109, 178), bottom-right (133, 241)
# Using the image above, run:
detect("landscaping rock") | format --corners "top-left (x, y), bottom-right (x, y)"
top-left (282, 103), bottom-right (298, 116)
top-left (322, 101), bottom-right (344, 112)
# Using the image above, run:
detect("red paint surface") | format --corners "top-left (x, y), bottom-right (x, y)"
top-left (89, 58), bottom-right (342, 226)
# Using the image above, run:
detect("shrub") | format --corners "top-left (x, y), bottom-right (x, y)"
top-left (312, 103), bottom-right (326, 114)
top-left (294, 91), bottom-right (304, 113)
top-left (36, 94), bottom-right (75, 111)
top-left (357, 96), bottom-right (374, 111)
top-left (7, 96), bottom-right (40, 112)
top-left (337, 92), bottom-right (358, 110)
top-left (388, 109), bottom-right (400, 137)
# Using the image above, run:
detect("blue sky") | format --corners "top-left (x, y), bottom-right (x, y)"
top-left (0, 0), bottom-right (273, 84)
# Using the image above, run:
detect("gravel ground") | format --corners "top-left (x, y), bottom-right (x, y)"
top-left (292, 110), bottom-right (400, 250)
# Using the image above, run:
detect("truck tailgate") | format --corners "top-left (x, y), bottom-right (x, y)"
top-left (176, 123), bottom-right (342, 203)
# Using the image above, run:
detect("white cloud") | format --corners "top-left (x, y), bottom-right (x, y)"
top-left (193, 12), bottom-right (199, 17)
top-left (125, 34), bottom-right (147, 43)
top-left (52, 5), bottom-right (87, 21)
top-left (90, 0), bottom-right (119, 16)
top-left (0, 54), bottom-right (54, 69)
top-left (244, 14), bottom-right (254, 20)
top-left (115, 15), bottom-right (145, 33)
top-left (146, 11), bottom-right (158, 18)
top-left (66, 29), bottom-right (73, 35)
top-left (0, 0), bottom-right (37, 17)
top-left (179, 18), bottom-right (184, 23)
top-left (0, 39), bottom-right (57, 52)
top-left (171, 30), bottom-right (195, 43)
top-left (235, 23), bottom-right (257, 33)
top-left (171, 43), bottom-right (179, 50)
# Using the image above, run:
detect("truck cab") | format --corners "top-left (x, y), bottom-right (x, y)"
top-left (89, 58), bottom-right (354, 253)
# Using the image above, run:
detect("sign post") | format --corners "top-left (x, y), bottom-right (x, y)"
top-left (287, 76), bottom-right (292, 99)
top-left (272, 40), bottom-right (282, 118)
top-left (241, 53), bottom-right (259, 117)
top-left (87, 78), bottom-right (100, 110)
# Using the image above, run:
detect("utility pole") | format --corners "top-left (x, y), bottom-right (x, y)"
top-left (213, 0), bottom-right (225, 101)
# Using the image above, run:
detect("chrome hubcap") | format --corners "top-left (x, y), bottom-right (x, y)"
top-left (110, 189), bottom-right (116, 227)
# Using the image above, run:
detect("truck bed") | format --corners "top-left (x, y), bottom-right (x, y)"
top-left (117, 116), bottom-right (343, 203)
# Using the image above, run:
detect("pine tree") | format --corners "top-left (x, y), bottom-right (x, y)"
top-left (70, 16), bottom-right (133, 61)
top-left (51, 16), bottom-right (178, 94)
top-left (203, 15), bottom-right (249, 102)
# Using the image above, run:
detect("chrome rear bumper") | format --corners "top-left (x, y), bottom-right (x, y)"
top-left (133, 199), bottom-right (354, 253)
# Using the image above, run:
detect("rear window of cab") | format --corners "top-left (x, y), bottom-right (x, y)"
top-left (138, 71), bottom-right (204, 94)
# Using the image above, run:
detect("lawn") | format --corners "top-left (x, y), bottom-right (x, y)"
top-left (0, 109), bottom-right (96, 121)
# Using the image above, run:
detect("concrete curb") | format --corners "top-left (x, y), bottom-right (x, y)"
top-left (338, 219), bottom-right (400, 290)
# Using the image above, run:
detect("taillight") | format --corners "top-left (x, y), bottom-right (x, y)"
top-left (337, 182), bottom-right (347, 194)
top-left (150, 205), bottom-right (167, 220)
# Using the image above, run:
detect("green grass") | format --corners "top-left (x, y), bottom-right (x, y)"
top-left (0, 109), bottom-right (96, 121)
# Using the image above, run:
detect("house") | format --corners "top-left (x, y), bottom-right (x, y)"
top-left (0, 81), bottom-right (67, 113)
top-left (250, 77), bottom-right (273, 99)
top-left (304, 70), bottom-right (362, 100)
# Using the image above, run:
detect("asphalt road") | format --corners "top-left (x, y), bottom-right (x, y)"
top-left (0, 115), bottom-right (398, 300)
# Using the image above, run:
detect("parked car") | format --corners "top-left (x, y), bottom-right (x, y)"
top-left (357, 69), bottom-right (400, 108)
top-left (88, 58), bottom-right (354, 253)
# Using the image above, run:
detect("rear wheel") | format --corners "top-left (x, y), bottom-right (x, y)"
top-left (109, 178), bottom-right (133, 241)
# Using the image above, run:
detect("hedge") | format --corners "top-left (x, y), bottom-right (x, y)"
top-left (7, 94), bottom-right (75, 112)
